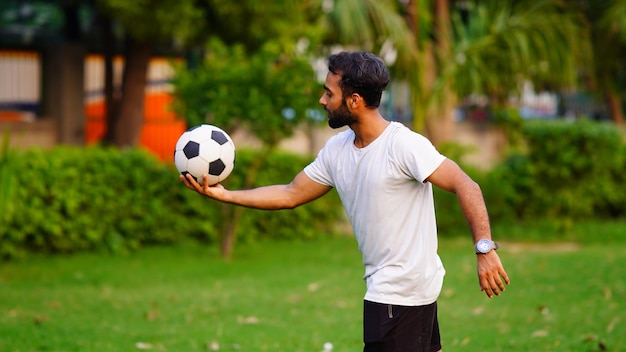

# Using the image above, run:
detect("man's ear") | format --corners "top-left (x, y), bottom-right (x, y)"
top-left (348, 93), bottom-right (361, 109)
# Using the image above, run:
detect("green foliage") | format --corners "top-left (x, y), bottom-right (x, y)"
top-left (448, 0), bottom-right (589, 100)
top-left (434, 120), bottom-right (626, 238)
top-left (96, 0), bottom-right (322, 47)
top-left (172, 39), bottom-right (324, 147)
top-left (202, 0), bottom-right (323, 52)
top-left (230, 150), bottom-right (343, 243)
top-left (0, 147), bottom-right (180, 258)
top-left (572, 0), bottom-right (626, 97)
top-left (0, 1), bottom-right (63, 31)
top-left (323, 0), bottom-right (415, 63)
top-left (0, 129), bottom-right (15, 228)
top-left (491, 107), bottom-right (525, 148)
top-left (0, 146), bottom-right (343, 259)
top-left (96, 0), bottom-right (204, 43)
top-left (490, 120), bottom-right (626, 221)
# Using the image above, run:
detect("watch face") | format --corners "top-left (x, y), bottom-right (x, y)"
top-left (477, 240), bottom-right (491, 253)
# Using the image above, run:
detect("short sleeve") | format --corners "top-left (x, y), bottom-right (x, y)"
top-left (392, 130), bottom-right (446, 183)
top-left (304, 140), bottom-right (336, 188)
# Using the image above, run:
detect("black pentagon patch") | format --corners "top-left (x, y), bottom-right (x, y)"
top-left (208, 159), bottom-right (226, 176)
top-left (183, 141), bottom-right (200, 159)
top-left (187, 125), bottom-right (202, 132)
top-left (211, 130), bottom-right (228, 145)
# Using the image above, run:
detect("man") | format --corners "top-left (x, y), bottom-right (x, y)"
top-left (181, 51), bottom-right (509, 352)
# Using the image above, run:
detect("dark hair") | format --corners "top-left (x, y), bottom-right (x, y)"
top-left (327, 51), bottom-right (390, 108)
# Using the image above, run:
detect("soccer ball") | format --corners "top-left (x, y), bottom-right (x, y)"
top-left (174, 124), bottom-right (236, 186)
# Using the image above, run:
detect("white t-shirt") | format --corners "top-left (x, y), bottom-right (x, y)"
top-left (304, 122), bottom-right (447, 306)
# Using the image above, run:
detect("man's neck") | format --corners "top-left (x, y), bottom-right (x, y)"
top-left (351, 112), bottom-right (390, 148)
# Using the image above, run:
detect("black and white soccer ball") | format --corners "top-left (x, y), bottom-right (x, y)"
top-left (174, 124), bottom-right (236, 186)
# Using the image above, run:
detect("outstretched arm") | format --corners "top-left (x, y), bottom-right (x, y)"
top-left (180, 170), bottom-right (332, 210)
top-left (426, 158), bottom-right (510, 298)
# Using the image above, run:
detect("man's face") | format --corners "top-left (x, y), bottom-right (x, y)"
top-left (319, 72), bottom-right (356, 129)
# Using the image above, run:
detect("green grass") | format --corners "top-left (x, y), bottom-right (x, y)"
top-left (1, 228), bottom-right (625, 352)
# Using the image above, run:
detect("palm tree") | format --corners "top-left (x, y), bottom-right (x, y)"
top-left (572, 0), bottom-right (626, 124)
top-left (321, 0), bottom-right (589, 144)
top-left (319, 0), bottom-right (421, 116)
top-left (416, 0), bottom-right (589, 143)
top-left (320, 0), bottom-right (418, 75)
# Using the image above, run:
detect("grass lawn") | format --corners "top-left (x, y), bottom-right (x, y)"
top-left (1, 225), bottom-right (625, 351)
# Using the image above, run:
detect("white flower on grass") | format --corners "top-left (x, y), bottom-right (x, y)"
top-left (207, 341), bottom-right (219, 351)
top-left (135, 342), bottom-right (153, 350)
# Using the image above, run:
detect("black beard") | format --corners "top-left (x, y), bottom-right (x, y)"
top-left (327, 101), bottom-right (356, 129)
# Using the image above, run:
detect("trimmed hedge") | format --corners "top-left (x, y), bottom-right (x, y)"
top-left (488, 120), bottom-right (626, 221)
top-left (0, 146), bottom-right (343, 259)
top-left (2, 120), bottom-right (624, 257)
top-left (432, 120), bottom-right (626, 236)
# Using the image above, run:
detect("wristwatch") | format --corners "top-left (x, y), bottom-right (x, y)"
top-left (474, 239), bottom-right (499, 254)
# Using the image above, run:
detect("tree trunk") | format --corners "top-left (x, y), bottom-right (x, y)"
top-left (405, 0), bottom-right (455, 144)
top-left (606, 91), bottom-right (625, 125)
top-left (46, 4), bottom-right (85, 145)
top-left (411, 47), bottom-right (433, 135)
top-left (425, 96), bottom-right (457, 146)
top-left (220, 205), bottom-right (241, 260)
top-left (424, 0), bottom-right (455, 146)
top-left (404, 0), bottom-right (428, 134)
top-left (53, 43), bottom-right (86, 145)
top-left (100, 15), bottom-right (121, 145)
top-left (113, 40), bottom-right (153, 147)
top-left (219, 145), bottom-right (272, 259)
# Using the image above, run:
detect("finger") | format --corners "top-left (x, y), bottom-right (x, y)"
top-left (496, 276), bottom-right (506, 292)
top-left (490, 267), bottom-right (510, 294)
top-left (483, 285), bottom-right (493, 298)
top-left (186, 173), bottom-right (203, 191)
top-left (484, 278), bottom-right (498, 297)
top-left (501, 269), bottom-right (511, 285)
top-left (203, 175), bottom-right (210, 191)
top-left (480, 279), bottom-right (493, 298)
top-left (180, 174), bottom-right (194, 189)
top-left (482, 275), bottom-right (502, 298)
top-left (491, 284), bottom-right (501, 296)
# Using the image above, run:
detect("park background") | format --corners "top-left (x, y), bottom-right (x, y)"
top-left (1, 0), bottom-right (625, 351)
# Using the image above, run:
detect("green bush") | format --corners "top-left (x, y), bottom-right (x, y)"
top-left (432, 141), bottom-right (501, 236)
top-left (490, 120), bottom-right (626, 221)
top-left (0, 146), bottom-right (343, 259)
top-left (229, 150), bottom-right (343, 243)
top-left (434, 120), bottom-right (626, 238)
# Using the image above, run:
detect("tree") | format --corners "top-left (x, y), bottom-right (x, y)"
top-left (94, 0), bottom-right (326, 148)
top-left (320, 0), bottom-right (416, 57)
top-left (50, 1), bottom-right (88, 146)
top-left (319, 0), bottom-right (419, 104)
top-left (405, 0), bottom-right (455, 144)
top-left (321, 1), bottom-right (590, 144)
top-left (571, 0), bottom-right (626, 125)
top-left (171, 1), bottom-right (325, 259)
top-left (317, 0), bottom-right (579, 141)
top-left (409, 0), bottom-right (589, 144)
top-left (94, 0), bottom-right (204, 147)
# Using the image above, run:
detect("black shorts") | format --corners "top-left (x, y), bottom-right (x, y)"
top-left (363, 300), bottom-right (441, 352)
